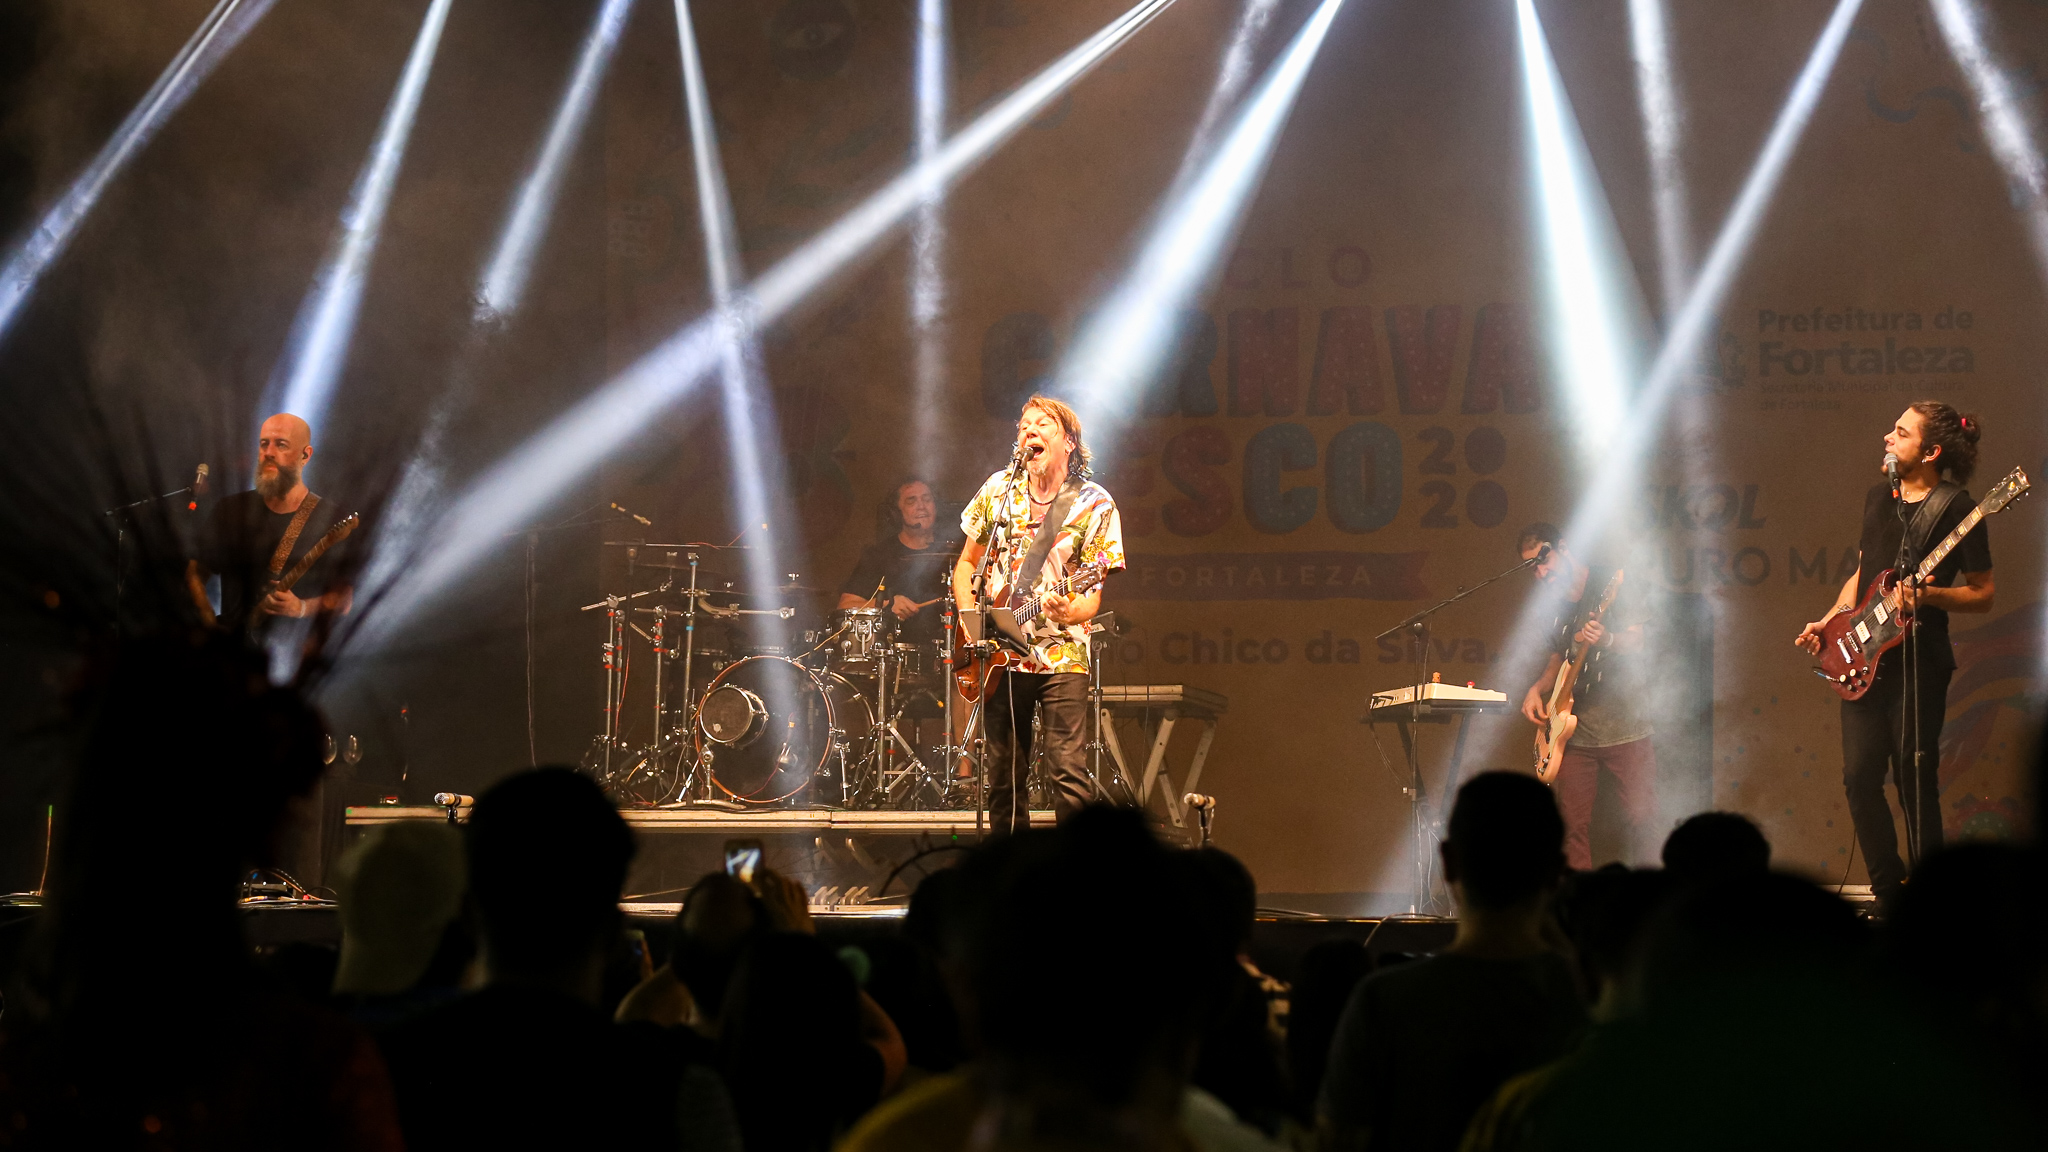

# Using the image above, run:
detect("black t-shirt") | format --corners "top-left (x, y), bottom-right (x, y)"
top-left (837, 536), bottom-right (955, 644)
top-left (1855, 483), bottom-right (1991, 647)
top-left (1319, 952), bottom-right (1586, 1152)
top-left (194, 490), bottom-right (355, 634)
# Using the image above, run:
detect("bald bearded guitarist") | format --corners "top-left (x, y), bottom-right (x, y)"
top-left (187, 413), bottom-right (357, 636)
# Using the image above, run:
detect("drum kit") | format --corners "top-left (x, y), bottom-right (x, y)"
top-left (576, 541), bottom-right (990, 810)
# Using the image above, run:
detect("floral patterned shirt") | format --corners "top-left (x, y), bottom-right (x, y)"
top-left (961, 469), bottom-right (1125, 675)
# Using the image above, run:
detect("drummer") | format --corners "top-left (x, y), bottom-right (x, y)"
top-left (836, 477), bottom-right (953, 647)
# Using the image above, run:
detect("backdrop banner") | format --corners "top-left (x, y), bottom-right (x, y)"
top-left (604, 0), bottom-right (2045, 897)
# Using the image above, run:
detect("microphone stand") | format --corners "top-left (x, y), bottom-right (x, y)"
top-left (102, 481), bottom-right (204, 636)
top-left (1373, 548), bottom-right (1546, 916)
top-left (967, 445), bottom-right (1033, 836)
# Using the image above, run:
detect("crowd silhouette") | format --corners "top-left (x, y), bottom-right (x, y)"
top-left (0, 632), bottom-right (2042, 1151)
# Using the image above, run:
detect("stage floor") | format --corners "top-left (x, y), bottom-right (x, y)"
top-left (342, 804), bottom-right (1061, 907)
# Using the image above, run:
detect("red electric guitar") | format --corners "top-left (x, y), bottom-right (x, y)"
top-left (952, 558), bottom-right (1108, 704)
top-left (1814, 466), bottom-right (2028, 699)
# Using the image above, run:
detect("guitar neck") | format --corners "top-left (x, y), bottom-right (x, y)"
top-left (1914, 505), bottom-right (1983, 582)
top-left (1013, 568), bottom-right (1100, 625)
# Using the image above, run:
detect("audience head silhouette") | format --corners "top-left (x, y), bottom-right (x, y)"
top-left (43, 633), bottom-right (325, 1015)
top-left (332, 820), bottom-right (468, 998)
top-left (1441, 771), bottom-right (1566, 910)
top-left (467, 767), bottom-right (633, 995)
top-left (672, 870), bottom-right (765, 1023)
top-left (1661, 811), bottom-right (1771, 882)
top-left (963, 806), bottom-right (1209, 1135)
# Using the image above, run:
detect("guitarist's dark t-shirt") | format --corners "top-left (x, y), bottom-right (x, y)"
top-left (1855, 483), bottom-right (1990, 658)
top-left (195, 490), bottom-right (355, 634)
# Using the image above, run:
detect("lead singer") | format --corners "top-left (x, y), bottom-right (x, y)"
top-left (953, 395), bottom-right (1125, 830)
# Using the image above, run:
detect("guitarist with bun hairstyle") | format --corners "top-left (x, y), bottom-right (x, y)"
top-left (1795, 402), bottom-right (1993, 910)
top-left (1516, 523), bottom-right (1660, 869)
top-left (186, 413), bottom-right (357, 637)
top-left (952, 396), bottom-right (1125, 830)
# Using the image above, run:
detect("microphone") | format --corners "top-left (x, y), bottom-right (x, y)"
top-left (1534, 542), bottom-right (1552, 564)
top-left (610, 502), bottom-right (652, 526)
top-left (1184, 793), bottom-right (1216, 811)
top-left (431, 793), bottom-right (474, 807)
top-left (193, 463), bottom-right (210, 496)
top-left (1883, 452), bottom-right (1901, 494)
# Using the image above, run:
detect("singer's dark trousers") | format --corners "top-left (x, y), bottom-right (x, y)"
top-left (982, 671), bottom-right (1092, 832)
top-left (1840, 645), bottom-right (1950, 899)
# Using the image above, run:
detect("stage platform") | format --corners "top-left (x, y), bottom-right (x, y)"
top-left (343, 804), bottom-right (1059, 908)
top-left (230, 899), bottom-right (1459, 985)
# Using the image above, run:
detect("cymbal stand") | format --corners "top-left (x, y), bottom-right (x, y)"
top-left (670, 550), bottom-right (707, 803)
top-left (579, 588), bottom-right (652, 779)
top-left (941, 587), bottom-right (957, 802)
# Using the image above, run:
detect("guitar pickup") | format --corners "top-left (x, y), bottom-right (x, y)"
top-left (1872, 602), bottom-right (1889, 624)
top-left (1854, 621), bottom-right (1871, 644)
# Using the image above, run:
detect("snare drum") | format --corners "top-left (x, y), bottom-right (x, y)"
top-left (830, 608), bottom-right (890, 668)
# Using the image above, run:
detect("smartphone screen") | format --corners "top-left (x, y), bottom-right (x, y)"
top-left (723, 839), bottom-right (763, 887)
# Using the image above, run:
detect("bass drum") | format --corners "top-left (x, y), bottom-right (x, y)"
top-left (695, 656), bottom-right (872, 804)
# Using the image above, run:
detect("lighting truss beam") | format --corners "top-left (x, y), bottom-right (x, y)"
top-left (1062, 0), bottom-right (1345, 439)
top-left (264, 0), bottom-right (455, 436)
top-left (0, 0), bottom-right (277, 341)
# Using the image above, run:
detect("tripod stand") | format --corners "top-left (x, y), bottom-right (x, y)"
top-left (1372, 548), bottom-right (1546, 915)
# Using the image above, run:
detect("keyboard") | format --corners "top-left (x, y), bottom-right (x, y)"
top-left (1367, 683), bottom-right (1508, 712)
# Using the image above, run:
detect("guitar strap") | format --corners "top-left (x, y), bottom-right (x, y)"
top-left (268, 494), bottom-right (322, 577)
top-left (1903, 482), bottom-right (1962, 568)
top-left (1009, 477), bottom-right (1081, 609)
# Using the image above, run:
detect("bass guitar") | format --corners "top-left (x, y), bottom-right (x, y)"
top-left (1815, 466), bottom-right (2028, 699)
top-left (1532, 568), bottom-right (1624, 785)
top-left (953, 558), bottom-right (1108, 703)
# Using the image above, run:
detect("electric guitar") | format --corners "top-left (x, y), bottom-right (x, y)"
top-left (217, 513), bottom-right (359, 633)
top-left (952, 558), bottom-right (1109, 703)
top-left (1815, 466), bottom-right (2028, 700)
top-left (1532, 568), bottom-right (1624, 785)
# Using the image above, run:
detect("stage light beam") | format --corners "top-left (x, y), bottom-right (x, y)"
top-left (476, 0), bottom-right (636, 324)
top-left (264, 0), bottom-right (455, 438)
top-left (908, 0), bottom-right (950, 456)
top-left (677, 0), bottom-right (789, 626)
top-left (1468, 0), bottom-right (1867, 776)
top-left (369, 0), bottom-right (1179, 634)
top-left (1167, 0), bottom-right (1283, 198)
top-left (1517, 0), bottom-right (1646, 466)
top-left (0, 0), bottom-right (277, 342)
top-left (1062, 0), bottom-right (1345, 441)
top-left (1929, 0), bottom-right (2048, 282)
top-left (357, 0), bottom-right (638, 610)
top-left (1628, 0), bottom-right (1692, 315)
